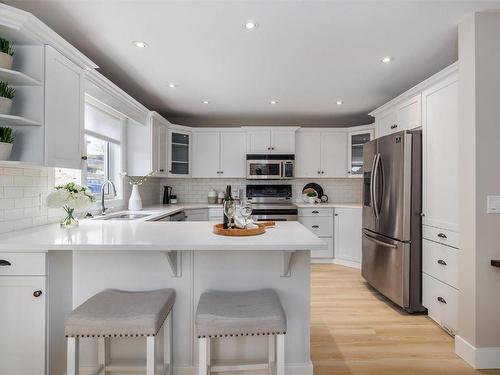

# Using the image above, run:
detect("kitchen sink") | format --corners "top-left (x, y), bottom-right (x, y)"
top-left (94, 213), bottom-right (151, 221)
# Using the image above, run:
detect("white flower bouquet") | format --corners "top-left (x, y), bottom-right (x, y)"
top-left (46, 182), bottom-right (96, 228)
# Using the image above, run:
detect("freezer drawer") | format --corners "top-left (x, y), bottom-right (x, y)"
top-left (361, 230), bottom-right (410, 308)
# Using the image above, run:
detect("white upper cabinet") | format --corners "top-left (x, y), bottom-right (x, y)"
top-left (422, 73), bottom-right (459, 232)
top-left (374, 94), bottom-right (422, 138)
top-left (192, 130), bottom-right (246, 178)
top-left (155, 115), bottom-right (169, 176)
top-left (295, 130), bottom-right (347, 178)
top-left (245, 127), bottom-right (297, 154)
top-left (44, 45), bottom-right (84, 169)
top-left (321, 132), bottom-right (348, 177)
top-left (169, 128), bottom-right (191, 177)
top-left (347, 128), bottom-right (374, 177)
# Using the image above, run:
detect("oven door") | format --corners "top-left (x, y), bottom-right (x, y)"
top-left (246, 160), bottom-right (282, 179)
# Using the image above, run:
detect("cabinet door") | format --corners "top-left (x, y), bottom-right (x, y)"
top-left (422, 77), bottom-right (459, 231)
top-left (157, 125), bottom-right (169, 175)
top-left (375, 110), bottom-right (398, 138)
top-left (334, 208), bottom-right (362, 263)
top-left (45, 45), bottom-right (84, 169)
top-left (321, 132), bottom-right (347, 177)
top-left (220, 131), bottom-right (246, 178)
top-left (271, 129), bottom-right (295, 154)
top-left (348, 130), bottom-right (374, 177)
top-left (247, 130), bottom-right (271, 153)
top-left (192, 131), bottom-right (220, 177)
top-left (169, 130), bottom-right (191, 176)
top-left (397, 94), bottom-right (422, 131)
top-left (295, 132), bottom-right (322, 177)
top-left (0, 276), bottom-right (46, 375)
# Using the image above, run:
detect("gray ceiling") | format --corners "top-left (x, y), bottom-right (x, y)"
top-left (4, 0), bottom-right (500, 127)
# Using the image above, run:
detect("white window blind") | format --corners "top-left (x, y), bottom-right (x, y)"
top-left (85, 103), bottom-right (122, 144)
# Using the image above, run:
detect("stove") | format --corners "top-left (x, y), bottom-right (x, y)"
top-left (246, 184), bottom-right (298, 221)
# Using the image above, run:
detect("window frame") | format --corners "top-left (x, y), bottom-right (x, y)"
top-left (83, 95), bottom-right (127, 207)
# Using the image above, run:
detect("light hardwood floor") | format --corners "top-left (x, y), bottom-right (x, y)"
top-left (311, 264), bottom-right (500, 375)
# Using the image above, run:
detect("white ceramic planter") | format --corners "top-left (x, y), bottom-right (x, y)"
top-left (308, 196), bottom-right (316, 204)
top-left (0, 97), bottom-right (12, 115)
top-left (128, 184), bottom-right (143, 211)
top-left (0, 52), bottom-right (13, 70)
top-left (0, 142), bottom-right (13, 161)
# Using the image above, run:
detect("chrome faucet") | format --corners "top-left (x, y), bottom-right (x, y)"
top-left (101, 180), bottom-right (117, 215)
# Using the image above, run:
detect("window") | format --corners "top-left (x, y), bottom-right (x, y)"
top-left (84, 97), bottom-right (125, 200)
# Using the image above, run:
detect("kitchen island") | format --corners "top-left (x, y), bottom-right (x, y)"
top-left (0, 220), bottom-right (325, 375)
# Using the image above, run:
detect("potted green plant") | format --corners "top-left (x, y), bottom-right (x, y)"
top-left (0, 81), bottom-right (15, 115)
top-left (307, 191), bottom-right (318, 204)
top-left (0, 37), bottom-right (14, 70)
top-left (0, 126), bottom-right (14, 160)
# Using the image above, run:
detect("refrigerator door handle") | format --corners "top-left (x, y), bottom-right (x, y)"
top-left (370, 154), bottom-right (378, 218)
top-left (373, 153), bottom-right (381, 218)
top-left (363, 231), bottom-right (397, 249)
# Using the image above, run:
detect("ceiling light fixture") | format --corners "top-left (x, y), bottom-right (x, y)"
top-left (270, 100), bottom-right (278, 105)
top-left (202, 100), bottom-right (210, 104)
top-left (381, 56), bottom-right (393, 63)
top-left (168, 83), bottom-right (177, 88)
top-left (244, 21), bottom-right (258, 30)
top-left (336, 100), bottom-right (344, 105)
top-left (132, 41), bottom-right (148, 48)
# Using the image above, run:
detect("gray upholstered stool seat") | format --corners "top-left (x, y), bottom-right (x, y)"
top-left (65, 288), bottom-right (175, 337)
top-left (196, 289), bottom-right (286, 338)
top-left (195, 289), bottom-right (286, 375)
top-left (65, 288), bottom-right (175, 375)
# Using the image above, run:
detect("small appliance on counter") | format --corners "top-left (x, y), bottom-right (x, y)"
top-left (208, 189), bottom-right (218, 204)
top-left (163, 186), bottom-right (173, 204)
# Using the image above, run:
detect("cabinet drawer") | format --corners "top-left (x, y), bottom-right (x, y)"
top-left (422, 239), bottom-right (458, 288)
top-left (299, 216), bottom-right (334, 237)
top-left (423, 225), bottom-right (459, 248)
top-left (185, 209), bottom-right (208, 221)
top-left (311, 237), bottom-right (334, 259)
top-left (422, 273), bottom-right (458, 334)
top-left (297, 207), bottom-right (333, 217)
top-left (0, 253), bottom-right (46, 276)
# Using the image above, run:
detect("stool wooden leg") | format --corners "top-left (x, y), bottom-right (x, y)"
top-left (97, 337), bottom-right (110, 375)
top-left (147, 336), bottom-right (157, 375)
top-left (276, 334), bottom-right (285, 375)
top-left (164, 312), bottom-right (173, 375)
top-left (268, 335), bottom-right (275, 374)
top-left (67, 337), bottom-right (79, 375)
top-left (199, 337), bottom-right (209, 375)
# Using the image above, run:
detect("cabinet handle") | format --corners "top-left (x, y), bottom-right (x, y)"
top-left (33, 290), bottom-right (43, 298)
top-left (169, 170), bottom-right (172, 173)
top-left (317, 171), bottom-right (321, 174)
top-left (420, 213), bottom-right (426, 217)
top-left (321, 171), bottom-right (325, 174)
top-left (267, 147), bottom-right (271, 150)
top-left (347, 171), bottom-right (351, 174)
top-left (390, 124), bottom-right (398, 129)
top-left (272, 147), bottom-right (275, 150)
top-left (159, 169), bottom-right (164, 172)
top-left (312, 225), bottom-right (319, 229)
top-left (437, 296), bottom-right (447, 304)
top-left (0, 259), bottom-right (11, 266)
top-left (334, 214), bottom-right (338, 216)
top-left (81, 156), bottom-right (88, 160)
top-left (312, 210), bottom-right (319, 214)
top-left (220, 171), bottom-right (223, 174)
top-left (437, 259), bottom-right (447, 266)
top-left (437, 233), bottom-right (447, 239)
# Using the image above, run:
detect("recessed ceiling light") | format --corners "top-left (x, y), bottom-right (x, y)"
top-left (270, 100), bottom-right (278, 105)
top-left (168, 83), bottom-right (177, 88)
top-left (244, 21), bottom-right (258, 30)
top-left (381, 56), bottom-right (393, 63)
top-left (336, 100), bottom-right (344, 105)
top-left (132, 41), bottom-right (148, 48)
top-left (202, 100), bottom-right (210, 104)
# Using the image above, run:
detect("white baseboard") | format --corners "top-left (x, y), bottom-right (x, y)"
top-left (455, 335), bottom-right (500, 369)
top-left (311, 258), bottom-right (335, 264)
top-left (311, 257), bottom-right (361, 269)
top-left (78, 362), bottom-right (313, 375)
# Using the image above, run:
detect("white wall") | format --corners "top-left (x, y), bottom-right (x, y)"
top-left (456, 10), bottom-right (500, 369)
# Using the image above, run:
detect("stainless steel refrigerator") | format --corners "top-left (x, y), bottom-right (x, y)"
top-left (361, 129), bottom-right (425, 313)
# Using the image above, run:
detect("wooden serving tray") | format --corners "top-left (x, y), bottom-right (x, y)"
top-left (213, 221), bottom-right (275, 237)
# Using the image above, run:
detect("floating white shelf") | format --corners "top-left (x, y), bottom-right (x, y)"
top-left (0, 68), bottom-right (42, 86)
top-left (0, 114), bottom-right (42, 126)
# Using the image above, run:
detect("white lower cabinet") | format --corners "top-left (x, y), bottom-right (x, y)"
top-left (208, 207), bottom-right (223, 221)
top-left (334, 207), bottom-right (362, 265)
top-left (422, 272), bottom-right (458, 335)
top-left (298, 208), bottom-right (334, 259)
top-left (185, 208), bottom-right (209, 221)
top-left (0, 273), bottom-right (46, 375)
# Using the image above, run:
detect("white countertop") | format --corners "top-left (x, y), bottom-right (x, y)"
top-left (0, 220), bottom-right (326, 252)
top-left (293, 202), bottom-right (362, 209)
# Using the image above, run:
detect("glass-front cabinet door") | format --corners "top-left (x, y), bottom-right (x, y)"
top-left (169, 129), bottom-right (191, 176)
top-left (348, 129), bottom-right (374, 177)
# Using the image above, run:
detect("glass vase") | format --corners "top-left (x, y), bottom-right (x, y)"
top-left (61, 207), bottom-right (79, 229)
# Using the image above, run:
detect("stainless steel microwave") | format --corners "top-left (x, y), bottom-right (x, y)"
top-left (246, 154), bottom-right (295, 180)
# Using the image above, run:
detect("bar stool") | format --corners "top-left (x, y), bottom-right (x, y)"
top-left (195, 289), bottom-right (286, 375)
top-left (65, 288), bottom-right (175, 375)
